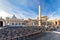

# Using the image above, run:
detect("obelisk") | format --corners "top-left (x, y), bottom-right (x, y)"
top-left (38, 5), bottom-right (41, 26)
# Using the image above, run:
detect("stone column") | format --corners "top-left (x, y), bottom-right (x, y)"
top-left (57, 21), bottom-right (59, 25)
top-left (53, 21), bottom-right (56, 25)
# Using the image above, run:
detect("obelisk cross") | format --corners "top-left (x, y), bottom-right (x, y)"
top-left (38, 5), bottom-right (42, 26)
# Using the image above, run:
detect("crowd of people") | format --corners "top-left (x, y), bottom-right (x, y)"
top-left (0, 26), bottom-right (42, 40)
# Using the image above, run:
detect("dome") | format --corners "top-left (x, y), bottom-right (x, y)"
top-left (12, 15), bottom-right (17, 19)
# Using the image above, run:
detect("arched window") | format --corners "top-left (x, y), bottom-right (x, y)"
top-left (0, 21), bottom-right (3, 27)
top-left (55, 22), bottom-right (57, 25)
top-left (22, 23), bottom-right (25, 25)
top-left (12, 23), bottom-right (14, 25)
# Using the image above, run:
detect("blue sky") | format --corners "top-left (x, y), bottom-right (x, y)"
top-left (0, 0), bottom-right (60, 20)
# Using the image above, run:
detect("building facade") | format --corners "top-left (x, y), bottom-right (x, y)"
top-left (48, 20), bottom-right (60, 26)
top-left (0, 15), bottom-right (48, 27)
top-left (6, 15), bottom-right (26, 26)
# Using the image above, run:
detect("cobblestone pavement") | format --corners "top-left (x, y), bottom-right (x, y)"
top-left (0, 26), bottom-right (42, 40)
top-left (35, 28), bottom-right (60, 40)
top-left (10, 29), bottom-right (60, 40)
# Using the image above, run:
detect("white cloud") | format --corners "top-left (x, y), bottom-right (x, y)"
top-left (12, 9), bottom-right (37, 19)
top-left (48, 12), bottom-right (60, 20)
top-left (0, 0), bottom-right (38, 19)
top-left (0, 9), bottom-right (12, 19)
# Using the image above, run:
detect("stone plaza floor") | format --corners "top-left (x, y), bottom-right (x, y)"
top-left (12, 28), bottom-right (60, 40)
top-left (32, 28), bottom-right (60, 40)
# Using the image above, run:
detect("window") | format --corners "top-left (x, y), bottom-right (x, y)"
top-left (12, 23), bottom-right (14, 25)
top-left (22, 23), bottom-right (25, 25)
top-left (56, 22), bottom-right (57, 25)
